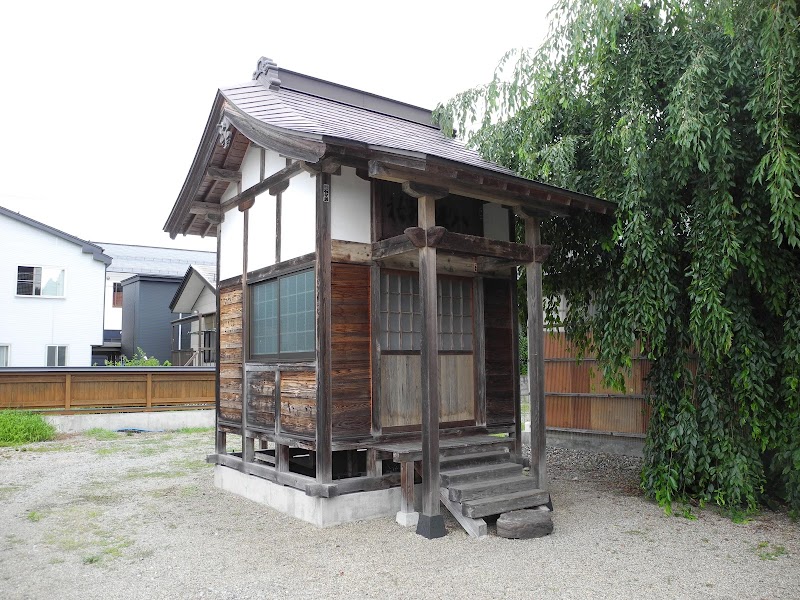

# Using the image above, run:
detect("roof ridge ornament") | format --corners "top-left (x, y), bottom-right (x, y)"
top-left (253, 56), bottom-right (281, 91)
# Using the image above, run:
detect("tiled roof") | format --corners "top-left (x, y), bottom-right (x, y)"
top-left (221, 82), bottom-right (517, 176)
top-left (97, 243), bottom-right (215, 277)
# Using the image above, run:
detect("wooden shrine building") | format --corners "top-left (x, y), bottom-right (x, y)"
top-left (165, 58), bottom-right (613, 538)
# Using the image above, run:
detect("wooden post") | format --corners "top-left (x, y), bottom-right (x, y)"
top-left (241, 188), bottom-right (254, 463)
top-left (64, 373), bottom-right (71, 411)
top-left (145, 373), bottom-right (152, 410)
top-left (416, 193), bottom-right (446, 539)
top-left (370, 264), bottom-right (382, 437)
top-left (524, 216), bottom-right (547, 488)
top-left (395, 460), bottom-right (418, 527)
top-left (315, 172), bottom-right (333, 483)
top-left (473, 277), bottom-right (486, 427)
top-left (510, 275), bottom-right (523, 461)
top-left (215, 219), bottom-right (225, 455)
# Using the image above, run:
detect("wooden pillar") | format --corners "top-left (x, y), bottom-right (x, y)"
top-left (215, 226), bottom-right (225, 455)
top-left (524, 216), bottom-right (546, 488)
top-left (415, 192), bottom-right (446, 539)
top-left (473, 277), bottom-right (486, 427)
top-left (241, 196), bottom-right (254, 463)
top-left (315, 172), bottom-right (333, 483)
top-left (370, 264), bottom-right (382, 437)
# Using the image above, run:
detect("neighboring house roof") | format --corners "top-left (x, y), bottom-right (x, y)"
top-left (97, 243), bottom-right (215, 278)
top-left (169, 264), bottom-right (217, 313)
top-left (165, 57), bottom-right (615, 238)
top-left (0, 205), bottom-right (111, 265)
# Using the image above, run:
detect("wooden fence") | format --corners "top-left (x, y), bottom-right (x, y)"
top-left (543, 333), bottom-right (652, 435)
top-left (0, 367), bottom-right (215, 414)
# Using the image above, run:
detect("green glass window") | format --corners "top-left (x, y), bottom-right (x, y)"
top-left (251, 269), bottom-right (314, 359)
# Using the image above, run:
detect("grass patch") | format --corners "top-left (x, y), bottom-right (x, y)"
top-left (20, 443), bottom-right (73, 453)
top-left (96, 447), bottom-right (123, 456)
top-left (0, 484), bottom-right (25, 499)
top-left (756, 541), bottom-right (787, 561)
top-left (85, 428), bottom-right (120, 441)
top-left (177, 426), bottom-right (213, 434)
top-left (125, 468), bottom-right (186, 480)
top-left (0, 410), bottom-right (56, 446)
top-left (171, 457), bottom-right (211, 471)
top-left (27, 510), bottom-right (43, 522)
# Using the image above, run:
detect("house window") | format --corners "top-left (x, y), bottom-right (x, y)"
top-left (112, 282), bottom-right (123, 308)
top-left (46, 345), bottom-right (67, 366)
top-left (380, 272), bottom-right (473, 352)
top-left (250, 269), bottom-right (315, 359)
top-left (17, 266), bottom-right (65, 297)
top-left (0, 345), bottom-right (9, 367)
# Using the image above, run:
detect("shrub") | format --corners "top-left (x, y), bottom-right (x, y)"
top-left (105, 347), bottom-right (171, 367)
top-left (0, 411), bottom-right (56, 446)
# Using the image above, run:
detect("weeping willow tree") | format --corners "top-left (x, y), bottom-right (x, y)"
top-left (435, 0), bottom-right (800, 514)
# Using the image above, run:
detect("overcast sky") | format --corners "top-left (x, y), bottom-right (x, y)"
top-left (0, 0), bottom-right (555, 252)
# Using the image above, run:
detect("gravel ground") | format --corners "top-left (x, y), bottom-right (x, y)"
top-left (1, 431), bottom-right (798, 600)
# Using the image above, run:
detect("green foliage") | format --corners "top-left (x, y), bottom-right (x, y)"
top-left (105, 347), bottom-right (171, 367)
top-left (0, 410), bottom-right (56, 446)
top-left (436, 0), bottom-right (800, 513)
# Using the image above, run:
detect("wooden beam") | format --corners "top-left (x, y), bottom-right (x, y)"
top-left (300, 157), bottom-right (341, 175)
top-left (189, 201), bottom-right (223, 215)
top-left (206, 167), bottom-right (241, 182)
top-left (416, 195), bottom-right (446, 539)
top-left (220, 161), bottom-right (305, 212)
top-left (241, 185), bottom-right (254, 464)
top-left (315, 172), bottom-right (333, 483)
top-left (369, 160), bottom-right (575, 218)
top-left (432, 230), bottom-right (534, 263)
top-left (402, 181), bottom-right (449, 200)
top-left (371, 234), bottom-right (416, 260)
top-left (525, 216), bottom-right (547, 488)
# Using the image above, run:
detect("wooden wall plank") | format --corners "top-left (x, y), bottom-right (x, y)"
top-left (484, 278), bottom-right (515, 426)
top-left (331, 263), bottom-right (372, 438)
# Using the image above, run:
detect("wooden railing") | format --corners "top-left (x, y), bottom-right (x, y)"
top-left (0, 367), bottom-right (214, 414)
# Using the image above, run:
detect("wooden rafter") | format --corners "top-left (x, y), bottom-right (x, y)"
top-left (220, 161), bottom-right (305, 212)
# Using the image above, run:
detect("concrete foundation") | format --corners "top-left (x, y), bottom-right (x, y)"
top-left (45, 410), bottom-right (214, 434)
top-left (214, 465), bottom-right (404, 527)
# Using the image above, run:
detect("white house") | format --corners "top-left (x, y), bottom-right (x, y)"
top-left (0, 205), bottom-right (110, 367)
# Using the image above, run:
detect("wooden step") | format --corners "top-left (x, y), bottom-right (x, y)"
top-left (440, 450), bottom-right (511, 472)
top-left (461, 488), bottom-right (549, 519)
top-left (448, 474), bottom-right (540, 502)
top-left (439, 462), bottom-right (522, 487)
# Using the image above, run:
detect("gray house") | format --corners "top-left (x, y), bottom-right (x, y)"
top-left (95, 243), bottom-right (215, 364)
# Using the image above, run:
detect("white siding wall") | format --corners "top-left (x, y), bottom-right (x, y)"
top-left (193, 286), bottom-right (216, 315)
top-left (0, 214), bottom-right (106, 366)
top-left (331, 167), bottom-right (371, 243)
top-left (483, 203), bottom-right (510, 242)
top-left (281, 172), bottom-right (316, 260)
top-left (103, 271), bottom-right (126, 330)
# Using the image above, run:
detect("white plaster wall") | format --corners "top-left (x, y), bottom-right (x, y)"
top-left (483, 203), bottom-right (510, 242)
top-left (331, 167), bottom-right (371, 243)
top-left (240, 144), bottom-right (261, 190)
top-left (281, 172), bottom-right (316, 260)
top-left (218, 183), bottom-right (243, 281)
top-left (0, 213), bottom-right (106, 366)
top-left (248, 148), bottom-right (284, 269)
top-left (248, 193), bottom-right (276, 270)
